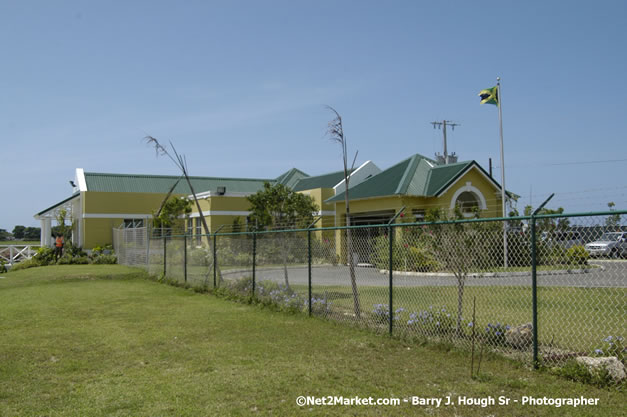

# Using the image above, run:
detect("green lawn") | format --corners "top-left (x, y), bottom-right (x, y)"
top-left (0, 265), bottom-right (623, 416)
top-left (0, 240), bottom-right (40, 246)
top-left (300, 284), bottom-right (627, 355)
top-left (154, 259), bottom-right (625, 357)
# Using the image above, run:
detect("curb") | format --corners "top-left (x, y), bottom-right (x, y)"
top-left (378, 266), bottom-right (603, 278)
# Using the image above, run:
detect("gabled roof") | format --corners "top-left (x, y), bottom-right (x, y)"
top-left (326, 154), bottom-right (505, 203)
top-left (84, 172), bottom-right (272, 194)
top-left (275, 168), bottom-right (309, 189)
top-left (36, 192), bottom-right (80, 217)
top-left (292, 169), bottom-right (350, 192)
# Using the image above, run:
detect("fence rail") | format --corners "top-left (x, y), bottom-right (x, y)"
top-left (0, 245), bottom-right (37, 267)
top-left (113, 211), bottom-right (627, 382)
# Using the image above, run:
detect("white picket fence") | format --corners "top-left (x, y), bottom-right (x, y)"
top-left (0, 245), bottom-right (38, 268)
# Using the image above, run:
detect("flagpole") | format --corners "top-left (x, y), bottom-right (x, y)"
top-left (497, 77), bottom-right (508, 268)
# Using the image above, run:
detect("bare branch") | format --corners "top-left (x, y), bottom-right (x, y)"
top-left (155, 177), bottom-right (183, 217)
top-left (324, 105), bottom-right (344, 145)
top-left (144, 136), bottom-right (180, 168)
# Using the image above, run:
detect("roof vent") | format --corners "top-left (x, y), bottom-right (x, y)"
top-left (217, 186), bottom-right (226, 195)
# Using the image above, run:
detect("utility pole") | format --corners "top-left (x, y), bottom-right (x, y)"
top-left (431, 120), bottom-right (460, 164)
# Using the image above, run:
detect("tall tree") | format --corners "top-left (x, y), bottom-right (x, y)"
top-left (326, 106), bottom-right (361, 317)
top-left (152, 196), bottom-right (192, 233)
top-left (606, 202), bottom-right (621, 231)
top-left (12, 225), bottom-right (25, 240)
top-left (247, 182), bottom-right (318, 288)
top-left (0, 229), bottom-right (11, 241)
top-left (425, 207), bottom-right (497, 335)
top-left (24, 227), bottom-right (41, 241)
top-left (145, 136), bottom-right (220, 285)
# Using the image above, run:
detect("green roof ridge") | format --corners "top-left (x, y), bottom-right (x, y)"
top-left (395, 154), bottom-right (421, 195)
top-left (84, 171), bottom-right (273, 182)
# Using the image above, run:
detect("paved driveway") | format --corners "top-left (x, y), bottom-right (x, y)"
top-left (224, 260), bottom-right (627, 288)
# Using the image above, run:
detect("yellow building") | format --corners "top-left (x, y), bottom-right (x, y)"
top-left (34, 155), bottom-right (512, 252)
top-left (325, 154), bottom-right (515, 263)
top-left (35, 168), bottom-right (292, 248)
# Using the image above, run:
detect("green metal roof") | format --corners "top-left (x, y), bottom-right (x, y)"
top-left (326, 154), bottom-right (504, 203)
top-left (84, 172), bottom-right (272, 194)
top-left (424, 161), bottom-right (474, 195)
top-left (275, 168), bottom-right (309, 189)
top-left (292, 169), bottom-right (349, 191)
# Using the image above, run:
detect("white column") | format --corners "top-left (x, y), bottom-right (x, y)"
top-left (41, 218), bottom-right (52, 247)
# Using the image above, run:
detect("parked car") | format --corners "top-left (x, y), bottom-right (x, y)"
top-left (541, 230), bottom-right (585, 249)
top-left (584, 232), bottom-right (627, 258)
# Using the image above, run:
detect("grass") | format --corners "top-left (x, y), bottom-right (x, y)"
top-left (300, 284), bottom-right (627, 354)
top-left (1, 265), bottom-right (623, 416)
top-left (153, 259), bottom-right (625, 354)
top-left (0, 240), bottom-right (40, 246)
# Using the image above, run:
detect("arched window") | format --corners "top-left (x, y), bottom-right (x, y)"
top-left (456, 191), bottom-right (479, 213)
top-left (449, 182), bottom-right (488, 217)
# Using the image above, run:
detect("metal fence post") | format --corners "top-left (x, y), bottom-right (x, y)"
top-left (183, 234), bottom-right (187, 284)
top-left (146, 227), bottom-right (150, 271)
top-left (163, 235), bottom-right (167, 277)
top-left (531, 194), bottom-right (554, 369)
top-left (308, 229), bottom-right (312, 316)
top-left (530, 216), bottom-right (538, 368)
top-left (307, 217), bottom-right (321, 317)
top-left (213, 225), bottom-right (226, 289)
top-left (388, 224), bottom-right (394, 335)
top-left (213, 233), bottom-right (217, 288)
top-left (252, 232), bottom-right (256, 298)
top-left (388, 208), bottom-right (405, 336)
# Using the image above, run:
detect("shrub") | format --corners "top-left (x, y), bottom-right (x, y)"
top-left (371, 235), bottom-right (439, 272)
top-left (34, 247), bottom-right (55, 264)
top-left (225, 276), bottom-right (253, 296)
top-left (556, 359), bottom-right (616, 388)
top-left (484, 322), bottom-right (510, 346)
top-left (91, 244), bottom-right (114, 256)
top-left (566, 245), bottom-right (589, 266)
top-left (308, 296), bottom-right (332, 316)
top-left (189, 247), bottom-right (211, 266)
top-left (9, 258), bottom-right (43, 271)
top-left (256, 280), bottom-right (304, 313)
top-left (407, 306), bottom-right (457, 337)
top-left (372, 304), bottom-right (405, 325)
top-left (92, 254), bottom-right (117, 264)
top-left (593, 336), bottom-right (625, 363)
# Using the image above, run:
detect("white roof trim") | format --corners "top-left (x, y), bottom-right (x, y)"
top-left (34, 194), bottom-right (80, 219)
top-left (192, 191), bottom-right (256, 199)
top-left (333, 160), bottom-right (380, 192)
top-left (76, 168), bottom-right (87, 192)
top-left (436, 164), bottom-right (501, 197)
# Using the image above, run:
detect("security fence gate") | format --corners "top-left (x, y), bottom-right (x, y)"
top-left (114, 210), bottom-right (627, 381)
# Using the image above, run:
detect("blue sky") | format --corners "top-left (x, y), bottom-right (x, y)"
top-left (1, 0), bottom-right (626, 230)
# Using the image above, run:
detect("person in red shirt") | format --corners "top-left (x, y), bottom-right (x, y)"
top-left (54, 234), bottom-right (64, 261)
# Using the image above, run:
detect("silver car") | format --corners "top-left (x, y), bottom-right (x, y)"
top-left (585, 232), bottom-right (627, 258)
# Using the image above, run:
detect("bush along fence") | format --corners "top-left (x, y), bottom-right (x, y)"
top-left (113, 210), bottom-right (627, 385)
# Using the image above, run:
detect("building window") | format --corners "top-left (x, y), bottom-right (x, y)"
top-left (455, 191), bottom-right (480, 213)
top-left (195, 217), bottom-right (203, 245)
top-left (123, 219), bottom-right (144, 228)
top-left (412, 209), bottom-right (426, 222)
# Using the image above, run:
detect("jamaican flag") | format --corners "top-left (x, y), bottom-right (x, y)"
top-left (479, 86), bottom-right (498, 105)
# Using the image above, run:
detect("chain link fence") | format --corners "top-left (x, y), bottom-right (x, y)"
top-left (114, 211), bottom-right (626, 384)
